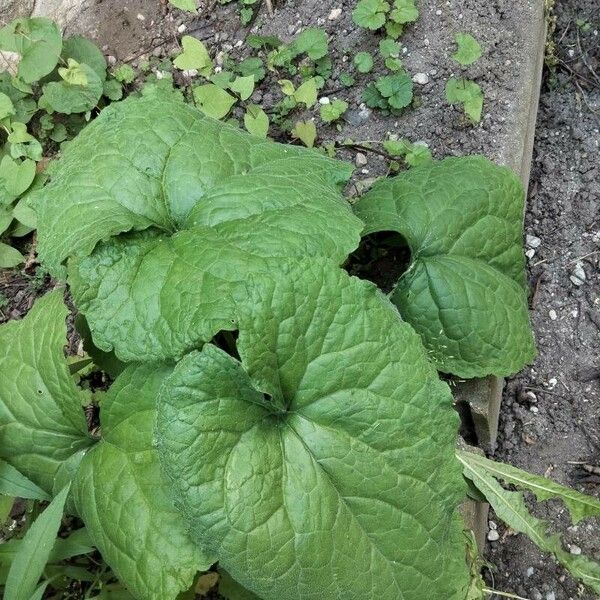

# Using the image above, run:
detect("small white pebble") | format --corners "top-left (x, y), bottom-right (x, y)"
top-left (530, 406), bottom-right (539, 413)
top-left (177, 23), bottom-right (187, 33)
top-left (546, 593), bottom-right (556, 600)
top-left (487, 529), bottom-right (500, 542)
top-left (525, 248), bottom-right (535, 259)
top-left (328, 7), bottom-right (342, 20)
top-left (570, 544), bottom-right (582, 555)
top-left (107, 55), bottom-right (117, 66)
top-left (547, 377), bottom-right (558, 390)
top-left (412, 72), bottom-right (429, 85)
top-left (136, 13), bottom-right (145, 20)
top-left (355, 153), bottom-right (368, 167)
top-left (488, 521), bottom-right (497, 530)
top-left (570, 262), bottom-right (586, 286)
top-left (549, 309), bottom-right (557, 320)
top-left (424, 38), bottom-right (430, 47)
top-left (526, 234), bottom-right (541, 248)
top-left (182, 69), bottom-right (198, 78)
top-left (319, 96), bottom-right (330, 105)
top-left (526, 567), bottom-right (534, 577)
top-left (436, 9), bottom-right (442, 15)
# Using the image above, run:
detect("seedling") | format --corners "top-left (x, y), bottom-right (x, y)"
top-left (320, 98), bottom-right (349, 124)
top-left (446, 77), bottom-right (484, 122)
top-left (0, 17), bottom-right (122, 267)
top-left (352, 0), bottom-right (418, 37)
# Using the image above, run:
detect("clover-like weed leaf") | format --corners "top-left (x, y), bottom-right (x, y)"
top-left (156, 258), bottom-right (470, 600)
top-left (353, 156), bottom-right (536, 378)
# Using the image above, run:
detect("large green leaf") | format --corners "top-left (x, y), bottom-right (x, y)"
top-left (353, 156), bottom-right (536, 378)
top-left (32, 97), bottom-right (360, 361)
top-left (157, 259), bottom-right (470, 600)
top-left (0, 291), bottom-right (94, 494)
top-left (34, 96), bottom-right (355, 276)
top-left (73, 364), bottom-right (214, 600)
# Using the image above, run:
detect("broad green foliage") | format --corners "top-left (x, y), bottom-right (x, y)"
top-left (1, 89), bottom-right (596, 598)
top-left (156, 259), bottom-right (471, 600)
top-left (33, 97), bottom-right (360, 361)
top-left (0, 291), bottom-right (93, 493)
top-left (61, 35), bottom-right (108, 79)
top-left (244, 104), bottom-right (269, 137)
top-left (73, 364), bottom-right (214, 600)
top-left (193, 83), bottom-right (236, 118)
top-left (41, 62), bottom-right (104, 114)
top-left (291, 120), bottom-right (317, 147)
top-left (0, 292), bottom-right (213, 598)
top-left (459, 451), bottom-right (600, 593)
top-left (352, 0), bottom-right (390, 30)
top-left (353, 156), bottom-right (536, 377)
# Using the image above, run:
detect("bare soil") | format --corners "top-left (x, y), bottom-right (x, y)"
top-left (488, 1), bottom-right (600, 598)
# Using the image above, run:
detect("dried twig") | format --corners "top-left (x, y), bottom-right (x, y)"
top-left (577, 29), bottom-right (600, 87)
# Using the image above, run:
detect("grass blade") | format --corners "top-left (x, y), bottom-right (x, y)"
top-left (457, 450), bottom-right (600, 524)
top-left (0, 460), bottom-right (50, 501)
top-left (459, 452), bottom-right (600, 594)
top-left (4, 484), bottom-right (70, 600)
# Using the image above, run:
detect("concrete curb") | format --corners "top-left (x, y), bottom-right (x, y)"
top-left (458, 0), bottom-right (547, 549)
